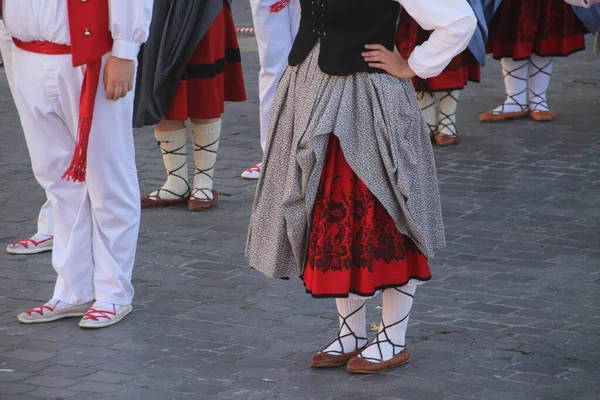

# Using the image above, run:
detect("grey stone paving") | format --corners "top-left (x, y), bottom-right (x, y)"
top-left (0, 3), bottom-right (599, 400)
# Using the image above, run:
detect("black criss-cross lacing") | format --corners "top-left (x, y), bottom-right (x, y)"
top-left (191, 138), bottom-right (219, 200)
top-left (416, 91), bottom-right (438, 134)
top-left (528, 57), bottom-right (553, 112)
top-left (150, 140), bottom-right (190, 200)
top-left (359, 288), bottom-right (413, 363)
top-left (322, 303), bottom-right (368, 355)
top-left (493, 61), bottom-right (529, 114)
top-left (438, 91), bottom-right (458, 136)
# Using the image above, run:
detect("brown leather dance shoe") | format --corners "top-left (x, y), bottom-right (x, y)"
top-left (188, 190), bottom-right (219, 211)
top-left (433, 132), bottom-right (459, 146)
top-left (479, 109), bottom-right (529, 122)
top-left (346, 350), bottom-right (411, 374)
top-left (141, 193), bottom-right (190, 209)
top-left (530, 110), bottom-right (556, 122)
top-left (310, 347), bottom-right (364, 368)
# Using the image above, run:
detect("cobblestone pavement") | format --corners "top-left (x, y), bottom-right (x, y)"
top-left (1, 4), bottom-right (599, 400)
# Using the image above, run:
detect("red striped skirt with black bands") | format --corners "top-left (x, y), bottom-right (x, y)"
top-left (486, 0), bottom-right (587, 60)
top-left (302, 136), bottom-right (431, 298)
top-left (396, 12), bottom-right (480, 92)
top-left (166, 0), bottom-right (247, 121)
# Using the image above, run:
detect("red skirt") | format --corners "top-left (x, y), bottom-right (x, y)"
top-left (166, 1), bottom-right (247, 121)
top-left (486, 0), bottom-right (587, 60)
top-left (396, 13), bottom-right (480, 92)
top-left (302, 136), bottom-right (431, 298)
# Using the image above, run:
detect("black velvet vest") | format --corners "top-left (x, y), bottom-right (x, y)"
top-left (288, 0), bottom-right (400, 76)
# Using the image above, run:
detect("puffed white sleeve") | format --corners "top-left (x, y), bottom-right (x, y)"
top-left (564, 0), bottom-right (599, 7)
top-left (109, 0), bottom-right (154, 61)
top-left (396, 0), bottom-right (477, 79)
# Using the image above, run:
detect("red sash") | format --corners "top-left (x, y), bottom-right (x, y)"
top-left (270, 0), bottom-right (291, 12)
top-left (13, 39), bottom-right (101, 183)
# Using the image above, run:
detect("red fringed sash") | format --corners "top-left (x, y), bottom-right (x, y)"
top-left (269, 0), bottom-right (291, 12)
top-left (13, 39), bottom-right (101, 183)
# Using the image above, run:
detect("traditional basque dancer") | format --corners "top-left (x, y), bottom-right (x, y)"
top-left (480, 0), bottom-right (600, 122)
top-left (396, 1), bottom-right (501, 146)
top-left (247, 0), bottom-right (476, 373)
top-left (4, 0), bottom-right (153, 328)
top-left (241, 0), bottom-right (301, 179)
top-left (0, 20), bottom-right (54, 255)
top-left (136, 0), bottom-right (246, 211)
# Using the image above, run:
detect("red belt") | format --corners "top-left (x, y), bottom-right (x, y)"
top-left (13, 38), bottom-right (101, 183)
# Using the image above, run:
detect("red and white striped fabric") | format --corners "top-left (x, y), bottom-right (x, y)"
top-left (235, 27), bottom-right (255, 34)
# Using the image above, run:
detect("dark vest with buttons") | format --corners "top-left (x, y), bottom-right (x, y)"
top-left (288, 0), bottom-right (400, 76)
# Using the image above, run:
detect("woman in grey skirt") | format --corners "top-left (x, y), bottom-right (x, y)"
top-left (247, 0), bottom-right (476, 373)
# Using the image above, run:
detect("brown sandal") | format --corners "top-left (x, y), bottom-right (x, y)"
top-left (141, 190), bottom-right (190, 209)
top-left (188, 189), bottom-right (219, 211)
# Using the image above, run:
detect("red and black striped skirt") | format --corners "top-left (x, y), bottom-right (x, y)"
top-left (166, 0), bottom-right (247, 121)
top-left (302, 136), bottom-right (431, 298)
top-left (486, 0), bottom-right (587, 60)
top-left (396, 12), bottom-right (480, 92)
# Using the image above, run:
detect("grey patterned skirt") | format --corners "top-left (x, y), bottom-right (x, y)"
top-left (246, 42), bottom-right (446, 279)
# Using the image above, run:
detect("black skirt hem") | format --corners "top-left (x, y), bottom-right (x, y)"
top-left (302, 275), bottom-right (432, 299)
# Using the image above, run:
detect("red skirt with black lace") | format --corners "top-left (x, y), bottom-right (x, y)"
top-left (396, 12), bottom-right (480, 92)
top-left (486, 0), bottom-right (587, 60)
top-left (302, 136), bottom-right (431, 298)
top-left (165, 0), bottom-right (246, 121)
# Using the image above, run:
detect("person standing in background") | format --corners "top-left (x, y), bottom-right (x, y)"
top-left (480, 0), bottom-right (600, 123)
top-left (396, 0), bottom-right (501, 146)
top-left (240, 0), bottom-right (300, 179)
top-left (136, 0), bottom-right (246, 211)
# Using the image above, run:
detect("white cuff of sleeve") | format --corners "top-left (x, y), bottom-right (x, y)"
top-left (111, 40), bottom-right (141, 61)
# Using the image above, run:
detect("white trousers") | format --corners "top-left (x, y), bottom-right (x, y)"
top-left (0, 21), bottom-right (54, 237)
top-left (11, 47), bottom-right (140, 305)
top-left (249, 0), bottom-right (301, 152)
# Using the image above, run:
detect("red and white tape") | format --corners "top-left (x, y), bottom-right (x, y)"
top-left (235, 27), bottom-right (255, 34)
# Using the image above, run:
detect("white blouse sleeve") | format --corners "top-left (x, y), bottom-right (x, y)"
top-left (109, 0), bottom-right (154, 60)
top-left (564, 0), bottom-right (599, 7)
top-left (396, 0), bottom-right (477, 79)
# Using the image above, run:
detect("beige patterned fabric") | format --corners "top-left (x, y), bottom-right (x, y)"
top-left (246, 43), bottom-right (446, 279)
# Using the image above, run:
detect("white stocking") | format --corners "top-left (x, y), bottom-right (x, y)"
top-left (321, 298), bottom-right (368, 354)
top-left (359, 285), bottom-right (416, 363)
top-left (492, 58), bottom-right (529, 114)
top-left (528, 54), bottom-right (554, 112)
top-left (148, 128), bottom-right (190, 200)
top-left (438, 90), bottom-right (460, 136)
top-left (416, 91), bottom-right (438, 135)
top-left (190, 120), bottom-right (221, 201)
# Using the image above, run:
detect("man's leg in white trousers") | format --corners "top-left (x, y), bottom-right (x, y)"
top-left (1, 21), bottom-right (55, 240)
top-left (11, 49), bottom-right (139, 306)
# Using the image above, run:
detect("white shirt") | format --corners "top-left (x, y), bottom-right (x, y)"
top-left (564, 0), bottom-right (600, 7)
top-left (395, 0), bottom-right (477, 79)
top-left (2, 0), bottom-right (152, 60)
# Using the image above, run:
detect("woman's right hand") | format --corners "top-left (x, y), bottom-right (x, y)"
top-left (362, 44), bottom-right (416, 79)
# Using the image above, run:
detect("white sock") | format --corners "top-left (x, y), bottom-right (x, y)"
top-left (322, 298), bottom-right (368, 354)
top-left (528, 54), bottom-right (554, 112)
top-left (416, 91), bottom-right (438, 135)
top-left (493, 58), bottom-right (529, 114)
top-left (438, 90), bottom-right (460, 136)
top-left (92, 301), bottom-right (123, 312)
top-left (359, 285), bottom-right (416, 363)
top-left (190, 120), bottom-right (221, 201)
top-left (49, 299), bottom-right (77, 311)
top-left (32, 233), bottom-right (53, 242)
top-left (148, 128), bottom-right (190, 200)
